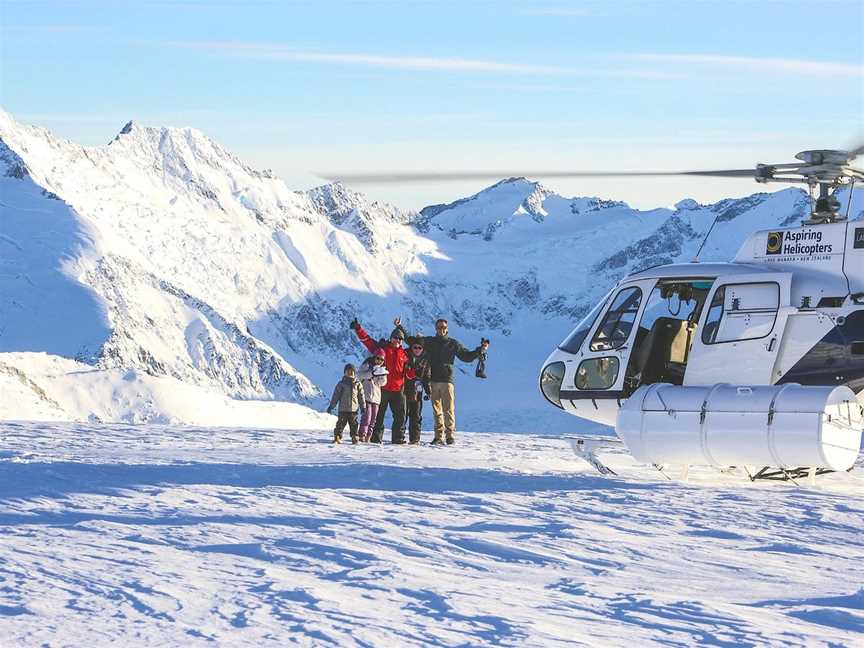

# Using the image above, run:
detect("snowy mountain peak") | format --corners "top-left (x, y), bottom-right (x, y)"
top-left (417, 176), bottom-right (557, 239)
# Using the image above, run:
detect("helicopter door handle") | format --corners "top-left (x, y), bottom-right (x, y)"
top-left (767, 337), bottom-right (776, 352)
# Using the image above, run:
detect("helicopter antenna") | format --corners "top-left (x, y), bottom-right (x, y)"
top-left (693, 210), bottom-right (721, 262)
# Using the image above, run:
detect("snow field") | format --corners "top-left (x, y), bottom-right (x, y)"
top-left (0, 421), bottom-right (862, 646)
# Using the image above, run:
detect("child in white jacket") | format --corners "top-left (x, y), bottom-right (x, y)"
top-left (356, 349), bottom-right (388, 442)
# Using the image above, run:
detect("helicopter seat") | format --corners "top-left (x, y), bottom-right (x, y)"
top-left (630, 317), bottom-right (692, 386)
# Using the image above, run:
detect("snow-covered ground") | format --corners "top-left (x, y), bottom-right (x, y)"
top-left (1, 420), bottom-right (862, 646)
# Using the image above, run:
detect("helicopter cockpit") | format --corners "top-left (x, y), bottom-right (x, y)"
top-left (540, 262), bottom-right (793, 425)
top-left (559, 279), bottom-right (714, 396)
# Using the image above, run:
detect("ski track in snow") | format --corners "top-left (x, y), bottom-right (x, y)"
top-left (0, 422), bottom-right (862, 646)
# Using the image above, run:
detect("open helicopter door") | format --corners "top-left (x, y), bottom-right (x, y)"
top-left (560, 278), bottom-right (656, 425)
top-left (684, 272), bottom-right (793, 386)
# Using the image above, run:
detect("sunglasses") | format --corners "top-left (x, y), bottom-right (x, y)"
top-left (373, 357), bottom-right (384, 362)
top-left (411, 345), bottom-right (423, 350)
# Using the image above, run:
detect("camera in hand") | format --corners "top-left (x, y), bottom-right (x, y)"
top-left (475, 338), bottom-right (489, 379)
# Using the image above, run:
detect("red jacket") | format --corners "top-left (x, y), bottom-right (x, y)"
top-left (355, 324), bottom-right (413, 393)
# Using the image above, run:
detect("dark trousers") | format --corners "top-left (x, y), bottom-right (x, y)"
top-left (373, 390), bottom-right (406, 443)
top-left (334, 411), bottom-right (359, 441)
top-left (406, 396), bottom-right (423, 443)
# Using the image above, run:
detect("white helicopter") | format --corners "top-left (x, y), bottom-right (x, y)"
top-left (535, 148), bottom-right (864, 481)
top-left (330, 147), bottom-right (864, 482)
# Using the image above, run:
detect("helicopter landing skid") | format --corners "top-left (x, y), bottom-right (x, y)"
top-left (566, 436), bottom-right (622, 476)
top-left (746, 466), bottom-right (838, 484)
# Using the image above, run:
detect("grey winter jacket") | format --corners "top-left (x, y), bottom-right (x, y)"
top-left (328, 377), bottom-right (366, 413)
top-left (357, 361), bottom-right (388, 404)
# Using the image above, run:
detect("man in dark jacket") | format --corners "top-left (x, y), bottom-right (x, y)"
top-left (351, 318), bottom-right (413, 444)
top-left (403, 317), bottom-right (489, 445)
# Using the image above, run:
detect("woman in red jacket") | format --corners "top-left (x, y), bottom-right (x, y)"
top-left (350, 318), bottom-right (414, 444)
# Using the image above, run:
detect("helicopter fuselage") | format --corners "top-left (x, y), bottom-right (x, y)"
top-left (540, 221), bottom-right (864, 427)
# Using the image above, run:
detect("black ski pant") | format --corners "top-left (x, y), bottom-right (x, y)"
top-left (334, 411), bottom-right (359, 442)
top-left (372, 390), bottom-right (406, 444)
top-left (406, 396), bottom-right (423, 444)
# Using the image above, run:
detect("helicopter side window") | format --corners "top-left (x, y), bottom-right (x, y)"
top-left (576, 357), bottom-right (620, 390)
top-left (702, 282), bottom-right (780, 344)
top-left (590, 286), bottom-right (642, 352)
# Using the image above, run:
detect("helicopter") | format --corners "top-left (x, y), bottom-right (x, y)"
top-left (328, 147), bottom-right (864, 482)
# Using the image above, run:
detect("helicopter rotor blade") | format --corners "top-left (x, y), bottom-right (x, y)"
top-left (320, 169), bottom-right (758, 184)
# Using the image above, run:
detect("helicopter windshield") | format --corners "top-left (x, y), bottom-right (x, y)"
top-left (558, 289), bottom-right (613, 354)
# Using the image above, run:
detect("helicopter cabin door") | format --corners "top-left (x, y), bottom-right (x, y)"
top-left (684, 272), bottom-right (792, 386)
top-left (561, 279), bottom-right (656, 424)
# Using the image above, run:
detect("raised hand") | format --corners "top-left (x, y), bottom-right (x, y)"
top-left (349, 318), bottom-right (359, 330)
top-left (393, 317), bottom-right (401, 327)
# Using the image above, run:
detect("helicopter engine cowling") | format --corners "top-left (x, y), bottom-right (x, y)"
top-left (616, 383), bottom-right (862, 472)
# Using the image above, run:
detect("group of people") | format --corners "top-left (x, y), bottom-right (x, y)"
top-left (326, 317), bottom-right (490, 445)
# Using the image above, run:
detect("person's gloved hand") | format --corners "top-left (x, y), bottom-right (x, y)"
top-left (349, 318), bottom-right (359, 330)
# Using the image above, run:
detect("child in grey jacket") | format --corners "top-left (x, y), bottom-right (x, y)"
top-left (327, 364), bottom-right (366, 444)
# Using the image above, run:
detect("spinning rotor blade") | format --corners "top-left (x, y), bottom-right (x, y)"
top-left (321, 168), bottom-right (757, 184)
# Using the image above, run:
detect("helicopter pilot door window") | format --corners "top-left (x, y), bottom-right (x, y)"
top-left (569, 284), bottom-right (647, 393)
top-left (590, 287), bottom-right (642, 352)
top-left (702, 282), bottom-right (780, 344)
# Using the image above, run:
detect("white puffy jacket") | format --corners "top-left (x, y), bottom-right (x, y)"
top-left (357, 361), bottom-right (388, 404)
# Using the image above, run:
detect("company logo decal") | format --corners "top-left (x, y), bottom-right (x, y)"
top-left (764, 229), bottom-right (833, 257)
top-left (855, 227), bottom-right (864, 249)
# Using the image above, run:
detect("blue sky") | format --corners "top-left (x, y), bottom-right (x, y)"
top-left (2, 0), bottom-right (862, 209)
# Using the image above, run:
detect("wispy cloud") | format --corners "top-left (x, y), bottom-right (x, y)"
top-left (519, 7), bottom-right (593, 17)
top-left (18, 112), bottom-right (120, 123)
top-left (170, 41), bottom-right (574, 74)
top-left (161, 41), bottom-right (864, 81)
top-left (165, 41), bottom-right (679, 79)
top-left (631, 53), bottom-right (864, 78)
top-left (1, 24), bottom-right (106, 34)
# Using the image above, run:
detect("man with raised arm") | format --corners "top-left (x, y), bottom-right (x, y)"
top-left (396, 317), bottom-right (489, 445)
